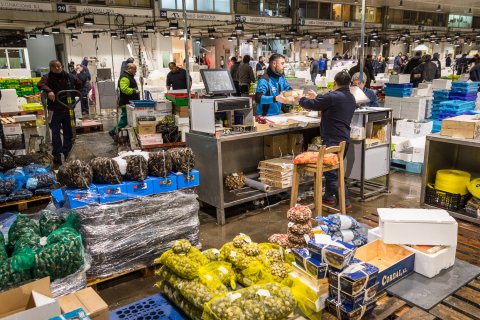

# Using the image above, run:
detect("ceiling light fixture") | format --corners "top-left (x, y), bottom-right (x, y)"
top-left (228, 37), bottom-right (233, 42)
top-left (162, 31), bottom-right (170, 38)
top-left (126, 29), bottom-right (134, 36)
top-left (289, 27), bottom-right (297, 35)
top-left (42, 30), bottom-right (50, 37)
top-left (318, 38), bottom-right (324, 44)
top-left (399, 0), bottom-right (403, 7)
top-left (275, 33), bottom-right (281, 39)
top-left (168, 21), bottom-right (178, 30)
top-left (29, 33), bottom-right (37, 39)
top-left (52, 28), bottom-right (60, 34)
top-left (231, 32), bottom-right (237, 38)
top-left (209, 33), bottom-right (215, 39)
top-left (259, 31), bottom-right (266, 37)
top-left (66, 22), bottom-right (76, 30)
top-left (436, 5), bottom-right (441, 12)
top-left (111, 32), bottom-right (118, 38)
top-left (252, 34), bottom-right (258, 40)
top-left (235, 23), bottom-right (244, 33)
top-left (146, 25), bottom-right (155, 32)
top-left (196, 38), bottom-right (201, 43)
top-left (288, 38), bottom-right (294, 44)
top-left (71, 34), bottom-right (78, 41)
top-left (83, 16), bottom-right (94, 25)
top-left (142, 33), bottom-right (149, 39)
top-left (120, 34), bottom-right (125, 40)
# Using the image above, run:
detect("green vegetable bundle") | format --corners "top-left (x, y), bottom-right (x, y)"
top-left (39, 209), bottom-right (65, 237)
top-left (0, 258), bottom-right (31, 291)
top-left (156, 279), bottom-right (203, 320)
top-left (0, 235), bottom-right (7, 261)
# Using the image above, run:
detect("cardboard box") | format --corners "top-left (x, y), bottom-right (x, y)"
top-left (441, 115), bottom-right (480, 140)
top-left (288, 133), bottom-right (304, 155)
top-left (175, 106), bottom-right (189, 118)
top-left (57, 288), bottom-right (108, 320)
top-left (174, 115), bottom-right (190, 126)
top-left (0, 277), bottom-right (61, 320)
top-left (126, 105), bottom-right (155, 127)
top-left (392, 151), bottom-right (413, 162)
top-left (49, 308), bottom-right (90, 320)
top-left (388, 74), bottom-right (411, 84)
top-left (368, 227), bottom-right (456, 278)
top-left (433, 79), bottom-right (452, 90)
top-left (292, 262), bottom-right (330, 288)
top-left (95, 183), bottom-right (129, 204)
top-left (307, 240), bottom-right (356, 270)
top-left (125, 178), bottom-right (155, 198)
top-left (290, 271), bottom-right (329, 314)
top-left (378, 208), bottom-right (458, 246)
top-left (354, 240), bottom-right (415, 291)
top-left (264, 135), bottom-right (289, 158)
top-left (292, 249), bottom-right (329, 279)
top-left (328, 258), bottom-right (379, 296)
top-left (328, 282), bottom-right (378, 309)
top-left (326, 297), bottom-right (376, 320)
top-left (138, 134), bottom-right (163, 147)
top-left (3, 124), bottom-right (23, 136)
top-left (175, 169), bottom-right (200, 189)
top-left (137, 120), bottom-right (157, 135)
top-left (395, 119), bottom-right (432, 138)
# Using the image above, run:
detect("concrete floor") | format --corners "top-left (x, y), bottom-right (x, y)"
top-left (72, 116), bottom-right (423, 311)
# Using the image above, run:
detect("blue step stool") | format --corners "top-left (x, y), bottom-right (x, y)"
top-left (110, 294), bottom-right (186, 320)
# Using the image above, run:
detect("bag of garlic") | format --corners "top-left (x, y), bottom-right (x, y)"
top-left (155, 240), bottom-right (208, 280)
top-left (57, 160), bottom-right (93, 189)
top-left (203, 282), bottom-right (296, 320)
top-left (199, 261), bottom-right (236, 289)
top-left (148, 150), bottom-right (173, 178)
top-left (89, 157), bottom-right (122, 185)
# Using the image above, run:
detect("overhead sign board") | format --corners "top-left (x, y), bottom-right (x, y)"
top-left (302, 19), bottom-right (343, 27)
top-left (61, 4), bottom-right (152, 16)
top-left (236, 15), bottom-right (291, 25)
top-left (164, 10), bottom-right (232, 22)
top-left (0, 1), bottom-right (52, 11)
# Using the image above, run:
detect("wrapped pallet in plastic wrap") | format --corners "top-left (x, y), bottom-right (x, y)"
top-left (75, 190), bottom-right (200, 278)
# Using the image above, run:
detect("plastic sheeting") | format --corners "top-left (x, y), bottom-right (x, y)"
top-left (76, 190), bottom-right (200, 278)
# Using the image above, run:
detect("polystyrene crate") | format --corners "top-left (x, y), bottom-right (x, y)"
top-left (110, 294), bottom-right (185, 320)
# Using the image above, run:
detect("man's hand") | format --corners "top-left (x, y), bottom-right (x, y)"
top-left (293, 94), bottom-right (302, 105)
top-left (47, 92), bottom-right (55, 101)
top-left (306, 90), bottom-right (317, 100)
top-left (275, 92), bottom-right (289, 104)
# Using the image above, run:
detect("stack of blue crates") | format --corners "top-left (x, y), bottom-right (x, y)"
top-left (449, 82), bottom-right (480, 101)
top-left (437, 100), bottom-right (476, 119)
top-left (431, 90), bottom-right (450, 119)
top-left (384, 83), bottom-right (413, 97)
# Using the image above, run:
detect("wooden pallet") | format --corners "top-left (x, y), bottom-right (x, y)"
top-left (76, 120), bottom-right (104, 134)
top-left (141, 141), bottom-right (186, 151)
top-left (0, 110), bottom-right (44, 117)
top-left (357, 211), bottom-right (480, 267)
top-left (0, 194), bottom-right (51, 211)
top-left (87, 264), bottom-right (158, 289)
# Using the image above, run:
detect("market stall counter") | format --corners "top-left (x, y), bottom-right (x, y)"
top-left (187, 121), bottom-right (320, 225)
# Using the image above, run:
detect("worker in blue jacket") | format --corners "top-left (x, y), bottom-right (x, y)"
top-left (255, 54), bottom-right (292, 116)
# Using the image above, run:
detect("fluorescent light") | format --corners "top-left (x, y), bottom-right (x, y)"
top-left (168, 21), bottom-right (178, 30)
top-left (51, 28), bottom-right (60, 34)
top-left (120, 34), bottom-right (125, 40)
top-left (83, 16), bottom-right (94, 25)
top-left (71, 34), bottom-right (78, 41)
top-left (29, 34), bottom-right (37, 39)
top-left (111, 32), bottom-right (118, 38)
top-left (42, 30), bottom-right (50, 37)
top-left (163, 31), bottom-right (170, 37)
top-left (252, 34), bottom-right (258, 40)
top-left (436, 5), bottom-right (441, 11)
top-left (228, 37), bottom-right (233, 41)
top-left (126, 29), bottom-right (134, 36)
top-left (66, 22), bottom-right (76, 30)
top-left (146, 25), bottom-right (155, 32)
top-left (235, 23), bottom-right (244, 33)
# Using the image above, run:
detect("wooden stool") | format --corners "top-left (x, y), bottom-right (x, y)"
top-left (290, 141), bottom-right (347, 217)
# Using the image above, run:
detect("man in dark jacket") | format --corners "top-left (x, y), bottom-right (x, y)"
top-left (470, 57), bottom-right (480, 82)
top-left (296, 71), bottom-right (356, 210)
top-left (118, 57), bottom-right (134, 86)
top-left (414, 55), bottom-right (438, 85)
top-left (238, 55), bottom-right (255, 96)
top-left (318, 55), bottom-right (326, 77)
top-left (432, 53), bottom-right (441, 79)
top-left (364, 55), bottom-right (375, 87)
top-left (404, 51), bottom-right (423, 75)
top-left (256, 56), bottom-right (266, 77)
top-left (166, 62), bottom-right (191, 90)
top-left (456, 54), bottom-right (469, 75)
top-left (230, 57), bottom-right (241, 96)
top-left (445, 54), bottom-right (452, 68)
top-left (310, 57), bottom-right (319, 85)
top-left (109, 63), bottom-right (140, 138)
top-left (37, 60), bottom-right (82, 167)
top-left (75, 64), bottom-right (90, 115)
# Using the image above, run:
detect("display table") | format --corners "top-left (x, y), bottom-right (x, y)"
top-left (420, 134), bottom-right (480, 224)
top-left (187, 124), bottom-right (320, 225)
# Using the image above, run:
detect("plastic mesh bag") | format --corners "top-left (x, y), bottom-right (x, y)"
top-left (123, 155), bottom-right (148, 181)
top-left (156, 245), bottom-right (208, 280)
top-left (26, 173), bottom-right (56, 191)
top-left (57, 160), bottom-right (93, 189)
top-left (89, 157), bottom-right (122, 185)
top-left (156, 279), bottom-right (203, 320)
top-left (202, 248), bottom-right (222, 262)
top-left (0, 235), bottom-right (7, 261)
top-left (0, 176), bottom-right (17, 195)
top-left (199, 261), bottom-right (236, 289)
top-left (39, 209), bottom-right (66, 237)
top-left (0, 258), bottom-right (32, 291)
top-left (23, 164), bottom-right (50, 175)
top-left (0, 149), bottom-right (16, 172)
top-left (8, 188), bottom-right (33, 201)
top-left (148, 151), bottom-right (173, 178)
top-left (169, 148), bottom-right (195, 174)
top-left (8, 214), bottom-right (40, 248)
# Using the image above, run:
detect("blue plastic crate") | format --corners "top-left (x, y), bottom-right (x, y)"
top-left (384, 83), bottom-right (413, 88)
top-left (110, 294), bottom-right (186, 320)
top-left (96, 183), bottom-right (129, 204)
top-left (449, 95), bottom-right (477, 101)
top-left (63, 185), bottom-right (100, 209)
top-left (130, 100), bottom-right (156, 108)
top-left (451, 81), bottom-right (480, 88)
top-left (151, 174), bottom-right (178, 194)
top-left (175, 169), bottom-right (200, 189)
top-left (125, 178), bottom-right (155, 198)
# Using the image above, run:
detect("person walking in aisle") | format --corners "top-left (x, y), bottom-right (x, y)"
top-left (37, 60), bottom-right (82, 167)
top-left (230, 57), bottom-right (241, 96)
top-left (432, 53), bottom-right (442, 79)
top-left (309, 57), bottom-right (319, 85)
top-left (318, 54), bottom-right (327, 77)
top-left (109, 63), bottom-right (140, 139)
top-left (75, 64), bottom-right (91, 116)
top-left (256, 56), bottom-right (267, 77)
top-left (295, 71), bottom-right (356, 210)
top-left (412, 54), bottom-right (438, 86)
top-left (456, 53), bottom-right (469, 75)
top-left (373, 55), bottom-right (386, 75)
top-left (255, 53), bottom-right (292, 116)
top-left (166, 62), bottom-right (191, 90)
top-left (445, 54), bottom-right (452, 68)
top-left (393, 53), bottom-right (403, 73)
top-left (238, 55), bottom-right (255, 96)
top-left (470, 56), bottom-right (480, 81)
top-left (404, 51), bottom-right (423, 75)
top-left (364, 55), bottom-right (376, 88)
top-left (220, 56), bottom-right (225, 69)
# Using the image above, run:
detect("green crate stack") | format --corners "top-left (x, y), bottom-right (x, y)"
top-left (165, 95), bottom-right (189, 107)
top-left (32, 77), bottom-right (41, 93)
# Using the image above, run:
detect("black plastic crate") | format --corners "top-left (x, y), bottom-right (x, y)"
top-left (425, 184), bottom-right (470, 211)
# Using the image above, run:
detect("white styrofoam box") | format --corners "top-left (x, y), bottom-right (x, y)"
top-left (432, 79), bottom-right (452, 90)
top-left (410, 136), bottom-right (426, 163)
top-left (389, 74), bottom-right (411, 84)
top-left (0, 89), bottom-right (19, 113)
top-left (392, 136), bottom-right (411, 152)
top-left (413, 88), bottom-right (430, 97)
top-left (385, 96), bottom-right (403, 107)
top-left (126, 105), bottom-right (155, 127)
top-left (378, 208), bottom-right (458, 246)
top-left (13, 114), bottom-right (37, 122)
top-left (3, 124), bottom-right (23, 136)
top-left (155, 100), bottom-right (172, 112)
top-left (23, 126), bottom-right (46, 152)
top-left (368, 227), bottom-right (456, 278)
top-left (155, 111), bottom-right (171, 122)
top-left (392, 151), bottom-right (413, 162)
top-left (395, 120), bottom-right (433, 138)
top-left (418, 83), bottom-right (433, 90)
top-left (175, 115), bottom-right (190, 126)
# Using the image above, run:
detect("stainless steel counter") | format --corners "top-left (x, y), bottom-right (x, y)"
top-left (187, 124), bottom-right (320, 225)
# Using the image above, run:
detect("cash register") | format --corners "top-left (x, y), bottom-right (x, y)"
top-left (190, 69), bottom-right (253, 136)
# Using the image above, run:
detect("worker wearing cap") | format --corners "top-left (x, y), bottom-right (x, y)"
top-left (352, 74), bottom-right (379, 108)
top-left (295, 71), bottom-right (356, 210)
top-left (110, 63), bottom-right (140, 139)
top-left (255, 54), bottom-right (292, 116)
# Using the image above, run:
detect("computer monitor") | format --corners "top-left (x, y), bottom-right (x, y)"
top-left (200, 69), bottom-right (237, 95)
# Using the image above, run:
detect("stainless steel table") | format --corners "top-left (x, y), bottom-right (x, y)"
top-left (420, 134), bottom-right (480, 224)
top-left (187, 125), bottom-right (320, 225)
